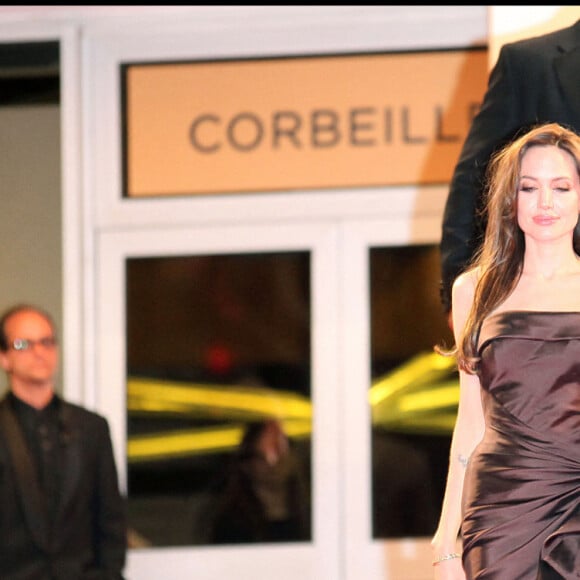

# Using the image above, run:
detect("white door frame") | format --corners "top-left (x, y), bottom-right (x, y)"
top-left (96, 222), bottom-right (342, 580)
top-left (341, 215), bottom-right (445, 580)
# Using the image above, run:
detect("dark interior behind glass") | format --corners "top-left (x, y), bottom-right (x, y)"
top-left (124, 244), bottom-right (457, 547)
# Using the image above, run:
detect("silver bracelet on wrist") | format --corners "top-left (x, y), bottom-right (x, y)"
top-left (432, 552), bottom-right (461, 566)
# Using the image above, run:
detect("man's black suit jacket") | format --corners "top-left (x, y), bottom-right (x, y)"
top-left (0, 395), bottom-right (127, 580)
top-left (440, 19), bottom-right (580, 312)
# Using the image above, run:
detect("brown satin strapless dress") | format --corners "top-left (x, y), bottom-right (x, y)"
top-left (461, 311), bottom-right (580, 579)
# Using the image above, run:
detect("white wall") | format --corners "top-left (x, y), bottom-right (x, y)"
top-left (0, 105), bottom-right (61, 393)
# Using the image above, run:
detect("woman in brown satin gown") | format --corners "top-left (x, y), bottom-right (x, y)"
top-left (431, 123), bottom-right (580, 579)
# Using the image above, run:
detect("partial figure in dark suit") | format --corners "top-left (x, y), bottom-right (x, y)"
top-left (0, 304), bottom-right (127, 580)
top-left (440, 19), bottom-right (580, 322)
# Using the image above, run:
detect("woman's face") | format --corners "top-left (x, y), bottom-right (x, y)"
top-left (517, 145), bottom-right (580, 244)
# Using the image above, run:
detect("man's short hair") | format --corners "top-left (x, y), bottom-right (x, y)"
top-left (0, 304), bottom-right (56, 352)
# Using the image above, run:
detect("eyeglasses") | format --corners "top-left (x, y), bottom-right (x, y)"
top-left (9, 337), bottom-right (57, 351)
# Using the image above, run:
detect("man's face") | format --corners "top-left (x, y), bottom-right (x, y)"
top-left (0, 309), bottom-right (59, 387)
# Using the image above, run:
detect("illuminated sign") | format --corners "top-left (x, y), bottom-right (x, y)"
top-left (123, 49), bottom-right (487, 197)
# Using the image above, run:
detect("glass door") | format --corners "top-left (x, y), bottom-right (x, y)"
top-left (342, 217), bottom-right (455, 580)
top-left (96, 222), bottom-right (341, 580)
top-left (95, 213), bottom-right (454, 580)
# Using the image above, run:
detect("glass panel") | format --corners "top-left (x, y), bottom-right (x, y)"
top-left (125, 252), bottom-right (312, 548)
top-left (370, 244), bottom-right (456, 538)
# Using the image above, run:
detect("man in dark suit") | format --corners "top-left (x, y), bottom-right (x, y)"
top-left (0, 304), bottom-right (127, 580)
top-left (440, 19), bottom-right (580, 321)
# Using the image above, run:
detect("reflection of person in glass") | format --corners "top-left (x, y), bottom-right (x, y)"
top-left (209, 419), bottom-right (310, 544)
top-left (432, 124), bottom-right (580, 578)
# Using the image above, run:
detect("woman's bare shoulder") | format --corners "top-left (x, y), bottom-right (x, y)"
top-left (452, 268), bottom-right (479, 331)
top-left (453, 268), bottom-right (479, 303)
